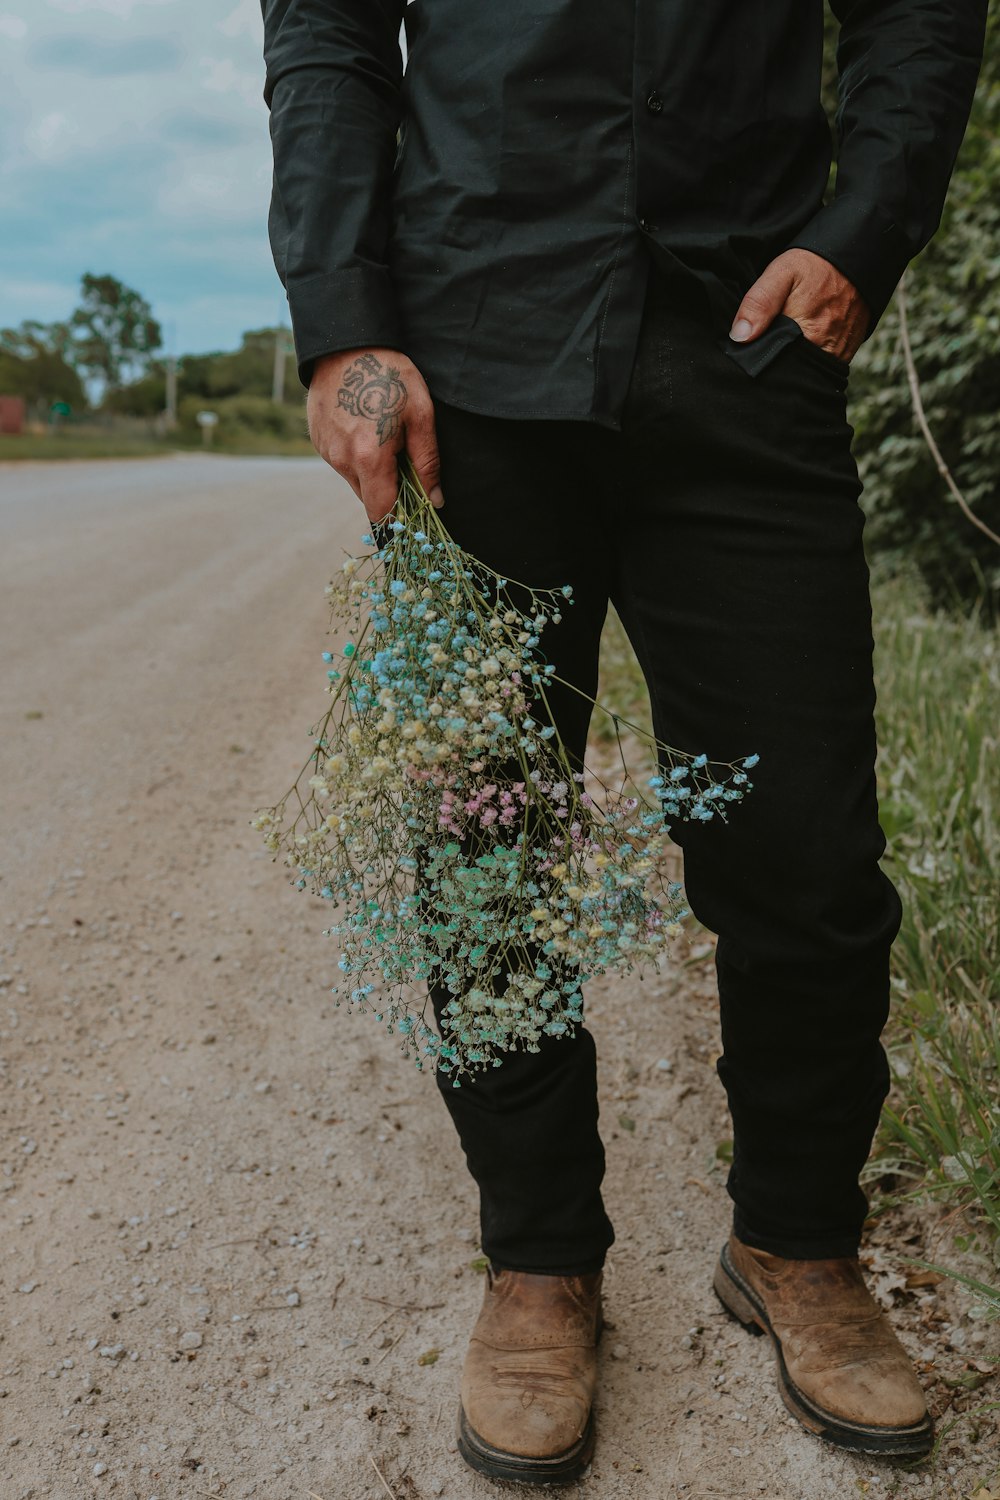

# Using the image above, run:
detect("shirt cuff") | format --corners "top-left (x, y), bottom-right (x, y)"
top-left (783, 195), bottom-right (914, 341)
top-left (286, 265), bottom-right (404, 388)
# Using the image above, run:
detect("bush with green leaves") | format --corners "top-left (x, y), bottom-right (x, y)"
top-left (176, 392), bottom-right (307, 445)
top-left (840, 10), bottom-right (1000, 611)
top-left (867, 566), bottom-right (999, 1257)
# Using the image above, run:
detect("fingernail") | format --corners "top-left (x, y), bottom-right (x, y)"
top-left (729, 318), bottom-right (753, 342)
top-left (430, 485), bottom-right (445, 509)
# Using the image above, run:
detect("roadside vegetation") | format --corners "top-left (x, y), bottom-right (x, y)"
top-left (0, 431), bottom-right (167, 462)
top-left (870, 569), bottom-right (999, 1283)
top-left (2, 0), bottom-right (995, 1296)
top-left (0, 274), bottom-right (312, 459)
top-left (595, 568), bottom-right (999, 1295)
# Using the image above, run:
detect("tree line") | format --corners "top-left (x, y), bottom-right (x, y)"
top-left (2, 6), bottom-right (997, 610)
top-left (0, 272), bottom-right (298, 419)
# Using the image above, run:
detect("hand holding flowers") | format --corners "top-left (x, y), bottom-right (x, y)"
top-left (253, 464), bottom-right (758, 1080)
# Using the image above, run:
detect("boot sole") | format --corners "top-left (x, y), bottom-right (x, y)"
top-left (457, 1403), bottom-right (595, 1485)
top-left (713, 1241), bottom-right (935, 1458)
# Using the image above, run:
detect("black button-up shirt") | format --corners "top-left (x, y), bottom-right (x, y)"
top-left (261, 0), bottom-right (986, 429)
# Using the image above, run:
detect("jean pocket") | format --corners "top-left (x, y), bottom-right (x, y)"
top-left (792, 330), bottom-right (852, 377)
top-left (717, 312), bottom-right (803, 377)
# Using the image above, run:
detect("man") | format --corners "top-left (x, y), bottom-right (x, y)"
top-left (260, 0), bottom-right (986, 1483)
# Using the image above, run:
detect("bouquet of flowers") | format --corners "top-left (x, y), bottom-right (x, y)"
top-left (253, 464), bottom-right (757, 1082)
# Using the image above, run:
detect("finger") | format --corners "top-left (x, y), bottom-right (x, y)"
top-left (406, 401), bottom-right (444, 509)
top-left (311, 440), bottom-right (362, 503)
top-left (730, 262), bottom-right (797, 343)
top-left (357, 455), bottom-right (401, 526)
top-left (337, 465), bottom-right (363, 503)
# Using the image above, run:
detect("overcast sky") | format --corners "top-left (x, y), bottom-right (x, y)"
top-left (0, 0), bottom-right (307, 356)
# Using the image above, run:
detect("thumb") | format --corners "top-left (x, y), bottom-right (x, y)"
top-left (406, 406), bottom-right (444, 510)
top-left (729, 262), bottom-right (797, 343)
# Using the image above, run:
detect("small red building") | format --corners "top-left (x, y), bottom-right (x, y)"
top-left (0, 396), bottom-right (27, 435)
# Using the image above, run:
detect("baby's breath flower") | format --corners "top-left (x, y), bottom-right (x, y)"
top-left (253, 461), bottom-right (757, 1079)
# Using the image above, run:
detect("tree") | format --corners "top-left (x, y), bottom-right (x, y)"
top-left (822, 8), bottom-right (1000, 610)
top-left (102, 362), bottom-right (167, 418)
top-left (0, 321), bottom-right (87, 412)
top-left (180, 328), bottom-right (298, 403)
top-left (69, 273), bottom-right (162, 397)
top-left (1, 318), bottom-right (74, 364)
top-left (847, 11), bottom-right (1000, 612)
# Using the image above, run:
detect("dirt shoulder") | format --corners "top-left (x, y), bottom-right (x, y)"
top-left (0, 457), bottom-right (995, 1499)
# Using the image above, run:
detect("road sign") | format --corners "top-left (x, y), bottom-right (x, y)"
top-left (196, 409), bottom-right (219, 447)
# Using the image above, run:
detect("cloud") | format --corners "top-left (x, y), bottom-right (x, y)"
top-left (28, 31), bottom-right (186, 74)
top-left (1, 0), bottom-right (281, 354)
top-left (216, 0), bottom-right (259, 40)
top-left (157, 109), bottom-right (248, 149)
top-left (44, 0), bottom-right (177, 16)
top-left (0, 276), bottom-right (82, 326)
top-left (199, 55), bottom-right (264, 111)
top-left (24, 110), bottom-right (81, 161)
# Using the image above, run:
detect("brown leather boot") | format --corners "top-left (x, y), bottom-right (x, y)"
top-left (714, 1234), bottom-right (933, 1456)
top-left (457, 1265), bottom-right (602, 1484)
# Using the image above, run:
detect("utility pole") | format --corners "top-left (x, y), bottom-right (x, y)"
top-left (272, 324), bottom-right (289, 405)
top-left (165, 354), bottom-right (177, 430)
top-left (163, 319), bottom-right (178, 432)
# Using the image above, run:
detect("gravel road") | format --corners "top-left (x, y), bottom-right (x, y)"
top-left (0, 455), bottom-right (994, 1499)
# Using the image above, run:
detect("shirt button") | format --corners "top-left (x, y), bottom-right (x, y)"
top-left (646, 91), bottom-right (663, 114)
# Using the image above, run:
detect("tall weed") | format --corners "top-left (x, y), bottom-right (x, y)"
top-left (594, 573), bottom-right (1000, 1254)
top-left (870, 566), bottom-right (999, 1255)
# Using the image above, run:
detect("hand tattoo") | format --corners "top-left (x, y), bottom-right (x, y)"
top-left (337, 353), bottom-right (408, 444)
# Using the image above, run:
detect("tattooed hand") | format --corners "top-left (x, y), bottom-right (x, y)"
top-left (307, 347), bottom-right (443, 524)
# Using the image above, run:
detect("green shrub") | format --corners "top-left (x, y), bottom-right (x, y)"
top-left (846, 10), bottom-right (1000, 612)
top-left (868, 567), bottom-right (999, 1250)
top-left (594, 576), bottom-right (1000, 1252)
top-left (176, 392), bottom-right (309, 446)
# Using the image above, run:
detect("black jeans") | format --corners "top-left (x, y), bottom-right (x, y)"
top-left (426, 266), bottom-right (901, 1270)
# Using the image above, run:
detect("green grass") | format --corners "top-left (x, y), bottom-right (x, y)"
top-left (594, 607), bottom-right (654, 746)
top-left (172, 433), bottom-right (316, 457)
top-left (592, 572), bottom-right (1000, 1261)
top-left (868, 566), bottom-right (999, 1256)
top-left (0, 431), bottom-right (168, 461)
top-left (0, 431), bottom-right (317, 461)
